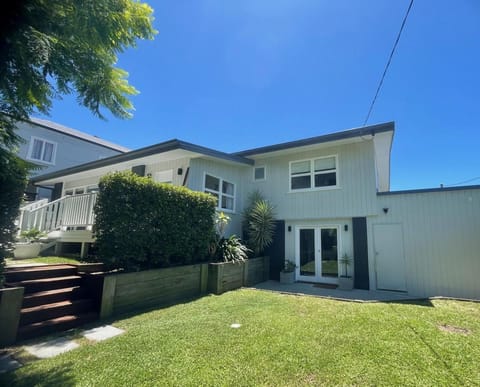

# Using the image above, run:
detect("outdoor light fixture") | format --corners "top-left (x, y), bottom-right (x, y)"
top-left (177, 168), bottom-right (183, 175)
top-left (383, 207), bottom-right (389, 214)
top-left (288, 226), bottom-right (292, 232)
top-left (344, 224), bottom-right (348, 231)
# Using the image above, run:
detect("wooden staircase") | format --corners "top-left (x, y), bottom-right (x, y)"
top-left (5, 265), bottom-right (98, 341)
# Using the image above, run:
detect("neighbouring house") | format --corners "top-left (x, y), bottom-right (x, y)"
top-left (14, 117), bottom-right (130, 200)
top-left (23, 121), bottom-right (480, 299)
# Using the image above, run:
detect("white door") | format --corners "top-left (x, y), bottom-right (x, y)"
top-left (374, 224), bottom-right (407, 291)
top-left (295, 226), bottom-right (339, 284)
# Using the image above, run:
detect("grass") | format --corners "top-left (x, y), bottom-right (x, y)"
top-left (5, 256), bottom-right (83, 266)
top-left (2, 289), bottom-right (480, 386)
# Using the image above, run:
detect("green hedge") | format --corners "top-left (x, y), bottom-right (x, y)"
top-left (94, 171), bottom-right (217, 271)
top-left (0, 151), bottom-right (28, 286)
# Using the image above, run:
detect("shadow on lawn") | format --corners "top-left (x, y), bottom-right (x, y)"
top-left (384, 298), bottom-right (435, 307)
top-left (0, 362), bottom-right (76, 387)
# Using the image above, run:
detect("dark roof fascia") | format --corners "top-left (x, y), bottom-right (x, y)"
top-left (234, 122), bottom-right (395, 157)
top-left (378, 185), bottom-right (480, 196)
top-left (31, 139), bottom-right (253, 183)
top-left (21, 117), bottom-right (130, 153)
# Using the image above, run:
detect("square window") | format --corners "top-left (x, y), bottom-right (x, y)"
top-left (28, 137), bottom-right (57, 164)
top-left (204, 174), bottom-right (235, 212)
top-left (254, 166), bottom-right (265, 181)
top-left (205, 174), bottom-right (220, 191)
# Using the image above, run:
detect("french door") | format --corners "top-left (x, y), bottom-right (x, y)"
top-left (295, 226), bottom-right (339, 283)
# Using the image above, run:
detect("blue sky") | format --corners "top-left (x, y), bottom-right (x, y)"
top-left (36, 0), bottom-right (480, 191)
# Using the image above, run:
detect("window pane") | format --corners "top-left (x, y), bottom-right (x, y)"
top-left (42, 142), bottom-right (54, 162)
top-left (314, 172), bottom-right (337, 187)
top-left (65, 190), bottom-right (73, 196)
top-left (222, 181), bottom-right (234, 196)
top-left (300, 229), bottom-right (315, 276)
top-left (74, 188), bottom-right (85, 195)
top-left (321, 228), bottom-right (338, 277)
top-left (291, 161), bottom-right (310, 175)
top-left (86, 185), bottom-right (99, 193)
top-left (291, 175), bottom-right (311, 190)
top-left (205, 175), bottom-right (219, 191)
top-left (221, 195), bottom-right (234, 210)
top-left (31, 139), bottom-right (43, 160)
top-left (314, 157), bottom-right (335, 172)
top-left (254, 167), bottom-right (265, 180)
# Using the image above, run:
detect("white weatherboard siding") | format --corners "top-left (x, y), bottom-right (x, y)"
top-left (16, 121), bottom-right (124, 175)
top-left (369, 188), bottom-right (480, 299)
top-left (249, 140), bottom-right (378, 220)
top-left (187, 158), bottom-right (249, 236)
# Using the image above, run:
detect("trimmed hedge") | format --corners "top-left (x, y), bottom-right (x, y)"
top-left (0, 151), bottom-right (28, 286)
top-left (94, 171), bottom-right (217, 271)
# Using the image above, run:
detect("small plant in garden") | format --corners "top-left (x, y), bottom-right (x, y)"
top-left (339, 253), bottom-right (352, 278)
top-left (210, 212), bottom-right (250, 263)
top-left (282, 260), bottom-right (296, 273)
top-left (19, 228), bottom-right (46, 243)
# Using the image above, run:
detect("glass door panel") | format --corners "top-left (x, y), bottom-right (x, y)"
top-left (299, 229), bottom-right (315, 277)
top-left (321, 228), bottom-right (338, 277)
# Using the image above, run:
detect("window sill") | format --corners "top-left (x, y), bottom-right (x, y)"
top-left (288, 186), bottom-right (341, 194)
top-left (26, 156), bottom-right (56, 166)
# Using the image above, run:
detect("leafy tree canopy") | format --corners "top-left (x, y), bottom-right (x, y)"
top-left (0, 0), bottom-right (156, 149)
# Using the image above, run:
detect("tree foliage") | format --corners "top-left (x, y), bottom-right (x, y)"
top-left (0, 0), bottom-right (156, 149)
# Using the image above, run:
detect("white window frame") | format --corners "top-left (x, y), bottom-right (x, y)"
top-left (253, 165), bottom-right (266, 182)
top-left (63, 184), bottom-right (98, 197)
top-left (289, 155), bottom-right (339, 192)
top-left (27, 136), bottom-right (57, 165)
top-left (203, 173), bottom-right (236, 213)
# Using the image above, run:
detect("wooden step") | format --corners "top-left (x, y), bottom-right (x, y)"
top-left (5, 265), bottom-right (77, 282)
top-left (20, 299), bottom-right (94, 326)
top-left (6, 275), bottom-right (82, 294)
top-left (22, 286), bottom-right (87, 308)
top-left (17, 312), bottom-right (98, 342)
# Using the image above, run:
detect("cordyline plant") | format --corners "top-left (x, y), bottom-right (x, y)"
top-left (209, 212), bottom-right (250, 263)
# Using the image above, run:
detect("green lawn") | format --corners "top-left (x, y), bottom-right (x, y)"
top-left (6, 256), bottom-right (82, 266)
top-left (2, 289), bottom-right (479, 386)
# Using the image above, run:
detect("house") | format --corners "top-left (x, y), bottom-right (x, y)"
top-left (14, 117), bottom-right (130, 200)
top-left (24, 121), bottom-right (480, 299)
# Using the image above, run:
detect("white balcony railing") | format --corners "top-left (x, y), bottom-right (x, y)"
top-left (18, 193), bottom-right (98, 233)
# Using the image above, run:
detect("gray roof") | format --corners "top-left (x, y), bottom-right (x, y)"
top-left (31, 139), bottom-right (254, 183)
top-left (27, 117), bottom-right (131, 153)
top-left (235, 121), bottom-right (394, 156)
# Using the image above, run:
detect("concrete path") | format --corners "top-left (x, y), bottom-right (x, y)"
top-left (252, 280), bottom-right (422, 302)
top-left (0, 325), bottom-right (125, 374)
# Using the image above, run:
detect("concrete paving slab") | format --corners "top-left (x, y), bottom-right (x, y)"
top-left (82, 325), bottom-right (124, 342)
top-left (252, 280), bottom-right (423, 302)
top-left (0, 354), bottom-right (22, 374)
top-left (24, 337), bottom-right (79, 359)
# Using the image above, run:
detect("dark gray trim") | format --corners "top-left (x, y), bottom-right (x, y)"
top-left (264, 220), bottom-right (286, 281)
top-left (31, 139), bottom-right (254, 183)
top-left (378, 184), bottom-right (480, 196)
top-left (52, 183), bottom-right (63, 200)
top-left (352, 217), bottom-right (369, 290)
top-left (235, 122), bottom-right (394, 156)
top-left (131, 165), bottom-right (146, 177)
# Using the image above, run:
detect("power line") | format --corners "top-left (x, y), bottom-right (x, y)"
top-left (443, 176), bottom-right (480, 187)
top-left (363, 0), bottom-right (414, 126)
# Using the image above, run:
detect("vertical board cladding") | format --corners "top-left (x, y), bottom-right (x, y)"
top-left (187, 158), bottom-right (250, 236)
top-left (372, 187), bottom-right (480, 299)
top-left (264, 220), bottom-right (285, 281)
top-left (248, 140), bottom-right (379, 220)
top-left (352, 217), bottom-right (369, 290)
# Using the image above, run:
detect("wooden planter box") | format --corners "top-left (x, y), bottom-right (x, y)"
top-left (0, 287), bottom-right (24, 347)
top-left (207, 257), bottom-right (269, 295)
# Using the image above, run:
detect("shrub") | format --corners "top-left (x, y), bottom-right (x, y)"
top-left (209, 212), bottom-right (250, 263)
top-left (0, 151), bottom-right (29, 286)
top-left (93, 171), bottom-right (217, 271)
top-left (243, 190), bottom-right (276, 256)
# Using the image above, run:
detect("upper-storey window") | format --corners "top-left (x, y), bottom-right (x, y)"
top-left (204, 174), bottom-right (235, 212)
top-left (27, 136), bottom-right (57, 165)
top-left (290, 155), bottom-right (338, 191)
top-left (253, 166), bottom-right (266, 181)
